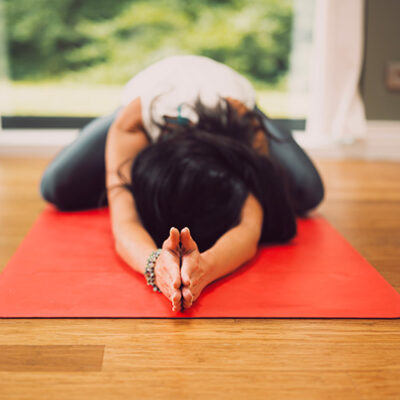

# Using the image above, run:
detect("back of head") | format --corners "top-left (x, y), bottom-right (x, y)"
top-left (130, 130), bottom-right (250, 252)
top-left (105, 97), bottom-right (297, 252)
top-left (127, 97), bottom-right (297, 252)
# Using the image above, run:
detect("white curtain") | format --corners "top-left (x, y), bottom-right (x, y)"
top-left (306, 0), bottom-right (367, 144)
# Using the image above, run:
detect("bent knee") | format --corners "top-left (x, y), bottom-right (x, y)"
top-left (294, 172), bottom-right (325, 216)
top-left (39, 169), bottom-right (56, 204)
top-left (39, 169), bottom-right (74, 211)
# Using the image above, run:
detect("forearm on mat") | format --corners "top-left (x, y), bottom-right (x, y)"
top-left (201, 222), bottom-right (260, 286)
top-left (114, 219), bottom-right (158, 276)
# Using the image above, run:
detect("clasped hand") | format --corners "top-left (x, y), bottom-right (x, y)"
top-left (153, 227), bottom-right (212, 312)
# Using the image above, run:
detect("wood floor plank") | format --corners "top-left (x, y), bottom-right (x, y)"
top-left (0, 345), bottom-right (104, 372)
top-left (1, 319), bottom-right (399, 345)
top-left (0, 371), bottom-right (359, 400)
top-left (348, 370), bottom-right (400, 400)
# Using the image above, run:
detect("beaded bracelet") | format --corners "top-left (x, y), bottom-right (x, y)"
top-left (144, 248), bottom-right (162, 292)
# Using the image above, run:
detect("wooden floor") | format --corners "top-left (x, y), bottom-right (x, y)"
top-left (0, 156), bottom-right (399, 400)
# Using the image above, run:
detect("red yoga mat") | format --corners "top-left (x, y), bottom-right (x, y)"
top-left (0, 204), bottom-right (399, 318)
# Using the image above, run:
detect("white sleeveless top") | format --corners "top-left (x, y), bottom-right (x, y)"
top-left (121, 55), bottom-right (257, 142)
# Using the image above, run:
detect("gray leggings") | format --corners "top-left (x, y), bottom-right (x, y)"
top-left (39, 106), bottom-right (324, 215)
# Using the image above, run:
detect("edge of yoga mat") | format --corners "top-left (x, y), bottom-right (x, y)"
top-left (0, 204), bottom-right (399, 319)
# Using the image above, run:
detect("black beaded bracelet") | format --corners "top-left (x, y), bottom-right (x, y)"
top-left (144, 248), bottom-right (162, 293)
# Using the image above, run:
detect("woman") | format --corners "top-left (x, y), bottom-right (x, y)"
top-left (39, 54), bottom-right (324, 312)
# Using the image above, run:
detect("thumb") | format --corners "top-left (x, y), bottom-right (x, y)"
top-left (180, 259), bottom-right (191, 287)
top-left (163, 227), bottom-right (180, 251)
top-left (180, 227), bottom-right (198, 254)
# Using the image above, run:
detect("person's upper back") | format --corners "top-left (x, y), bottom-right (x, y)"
top-left (121, 55), bottom-right (256, 142)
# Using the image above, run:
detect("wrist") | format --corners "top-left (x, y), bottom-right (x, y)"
top-left (144, 248), bottom-right (163, 292)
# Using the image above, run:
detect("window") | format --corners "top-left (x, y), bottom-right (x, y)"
top-left (0, 0), bottom-right (315, 124)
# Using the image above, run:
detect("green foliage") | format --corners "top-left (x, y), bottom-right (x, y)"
top-left (4, 0), bottom-right (292, 86)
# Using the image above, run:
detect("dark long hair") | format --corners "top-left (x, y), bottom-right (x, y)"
top-left (105, 96), bottom-right (297, 253)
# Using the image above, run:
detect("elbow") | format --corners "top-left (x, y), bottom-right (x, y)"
top-left (248, 242), bottom-right (259, 260)
top-left (112, 225), bottom-right (123, 256)
top-left (112, 234), bottom-right (122, 257)
top-left (114, 239), bottom-right (122, 256)
top-left (250, 225), bottom-right (263, 259)
top-left (252, 244), bottom-right (259, 259)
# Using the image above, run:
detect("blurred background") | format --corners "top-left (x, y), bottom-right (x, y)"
top-left (0, 0), bottom-right (399, 159)
top-left (0, 0), bottom-right (310, 118)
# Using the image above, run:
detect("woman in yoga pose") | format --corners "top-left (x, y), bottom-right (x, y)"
top-left (39, 54), bottom-right (324, 312)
